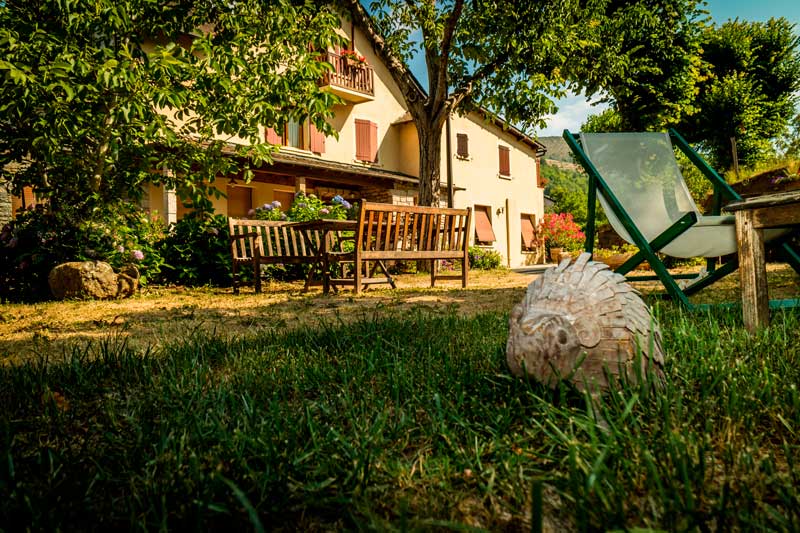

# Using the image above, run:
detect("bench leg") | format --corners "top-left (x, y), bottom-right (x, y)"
top-left (253, 261), bottom-right (261, 294)
top-left (353, 259), bottom-right (362, 295)
top-left (430, 259), bottom-right (436, 288)
top-left (232, 262), bottom-right (239, 294)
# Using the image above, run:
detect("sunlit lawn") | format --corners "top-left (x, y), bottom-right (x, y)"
top-left (1, 264), bottom-right (799, 530)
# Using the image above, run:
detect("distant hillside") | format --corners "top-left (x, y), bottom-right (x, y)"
top-left (537, 136), bottom-right (574, 163)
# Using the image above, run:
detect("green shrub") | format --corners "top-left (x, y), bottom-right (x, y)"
top-left (159, 213), bottom-right (231, 286)
top-left (0, 203), bottom-right (165, 302)
top-left (468, 246), bottom-right (504, 270)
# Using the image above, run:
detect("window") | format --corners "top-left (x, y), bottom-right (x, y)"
top-left (473, 205), bottom-right (496, 244)
top-left (226, 185), bottom-right (253, 218)
top-left (265, 119), bottom-right (305, 149)
top-left (355, 118), bottom-right (378, 162)
top-left (456, 133), bottom-right (469, 158)
top-left (498, 146), bottom-right (510, 177)
top-left (520, 214), bottom-right (539, 251)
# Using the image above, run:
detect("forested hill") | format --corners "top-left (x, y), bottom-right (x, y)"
top-left (537, 136), bottom-right (574, 162)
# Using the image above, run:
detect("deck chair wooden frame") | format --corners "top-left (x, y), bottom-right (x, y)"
top-left (563, 128), bottom-right (800, 309)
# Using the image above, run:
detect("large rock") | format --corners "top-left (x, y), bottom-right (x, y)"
top-left (48, 261), bottom-right (139, 300)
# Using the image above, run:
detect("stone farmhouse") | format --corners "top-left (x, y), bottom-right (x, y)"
top-left (3, 17), bottom-right (548, 268)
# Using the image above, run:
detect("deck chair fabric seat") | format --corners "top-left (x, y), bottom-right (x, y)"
top-left (564, 129), bottom-right (800, 309)
top-left (579, 132), bottom-right (789, 258)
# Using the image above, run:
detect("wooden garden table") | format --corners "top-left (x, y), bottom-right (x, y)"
top-left (724, 190), bottom-right (800, 332)
top-left (287, 219), bottom-right (357, 294)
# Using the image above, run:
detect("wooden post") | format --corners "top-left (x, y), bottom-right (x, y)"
top-left (730, 137), bottom-right (740, 181)
top-left (735, 210), bottom-right (768, 332)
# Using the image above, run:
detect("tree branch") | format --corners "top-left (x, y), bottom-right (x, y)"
top-left (428, 0), bottom-right (464, 114)
top-left (447, 49), bottom-right (509, 110)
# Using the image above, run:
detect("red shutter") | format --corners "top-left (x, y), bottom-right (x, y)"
top-left (310, 123), bottom-right (326, 154)
top-left (456, 133), bottom-right (469, 157)
top-left (474, 207), bottom-right (496, 243)
top-left (499, 146), bottom-right (510, 176)
top-left (520, 215), bottom-right (536, 249)
top-left (266, 127), bottom-right (283, 145)
top-left (369, 121), bottom-right (378, 162)
top-left (355, 119), bottom-right (377, 162)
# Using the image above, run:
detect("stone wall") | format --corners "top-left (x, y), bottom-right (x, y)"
top-left (0, 183), bottom-right (12, 226)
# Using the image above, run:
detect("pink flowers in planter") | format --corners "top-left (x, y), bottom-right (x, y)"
top-left (540, 213), bottom-right (585, 250)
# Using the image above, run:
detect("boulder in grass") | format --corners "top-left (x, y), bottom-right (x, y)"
top-left (48, 261), bottom-right (139, 300)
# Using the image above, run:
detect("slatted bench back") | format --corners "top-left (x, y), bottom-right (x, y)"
top-left (228, 218), bottom-right (323, 263)
top-left (355, 202), bottom-right (472, 260)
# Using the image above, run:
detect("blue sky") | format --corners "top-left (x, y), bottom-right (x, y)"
top-left (534, 0), bottom-right (800, 136)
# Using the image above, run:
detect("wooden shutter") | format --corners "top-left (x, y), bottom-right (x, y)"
top-left (310, 123), bottom-right (326, 154)
top-left (369, 121), bottom-right (378, 162)
top-left (226, 186), bottom-right (253, 218)
top-left (266, 127), bottom-right (283, 145)
top-left (474, 207), bottom-right (496, 243)
top-left (520, 214), bottom-right (536, 249)
top-left (456, 133), bottom-right (469, 158)
top-left (355, 119), bottom-right (370, 161)
top-left (355, 119), bottom-right (378, 162)
top-left (498, 146), bottom-right (510, 176)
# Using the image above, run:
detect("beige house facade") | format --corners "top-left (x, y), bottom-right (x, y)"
top-left (5, 18), bottom-right (547, 268)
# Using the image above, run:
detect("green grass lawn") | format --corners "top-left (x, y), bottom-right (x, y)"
top-left (1, 303), bottom-right (799, 530)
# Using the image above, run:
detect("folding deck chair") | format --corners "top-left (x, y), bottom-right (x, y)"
top-left (563, 129), bottom-right (800, 309)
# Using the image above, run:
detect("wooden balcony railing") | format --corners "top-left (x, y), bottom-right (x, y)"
top-left (320, 51), bottom-right (375, 98)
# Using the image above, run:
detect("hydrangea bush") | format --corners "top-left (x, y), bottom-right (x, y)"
top-left (251, 192), bottom-right (355, 222)
top-left (0, 203), bottom-right (166, 302)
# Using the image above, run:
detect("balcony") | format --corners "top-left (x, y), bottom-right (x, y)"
top-left (319, 51), bottom-right (375, 103)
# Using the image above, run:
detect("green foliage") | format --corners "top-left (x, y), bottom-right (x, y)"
top-left (159, 213), bottom-right (230, 287)
top-left (577, 0), bottom-right (706, 131)
top-left (543, 163), bottom-right (587, 226)
top-left (581, 108), bottom-right (624, 133)
top-left (467, 246), bottom-right (504, 270)
top-left (2, 306), bottom-right (800, 529)
top-left (286, 193), bottom-right (353, 222)
top-left (681, 18), bottom-right (800, 169)
top-left (347, 0), bottom-right (646, 204)
top-left (253, 193), bottom-right (355, 222)
top-left (777, 111), bottom-right (800, 159)
top-left (587, 16), bottom-right (800, 173)
top-left (0, 203), bottom-right (165, 302)
top-left (0, 0), bottom-right (342, 210)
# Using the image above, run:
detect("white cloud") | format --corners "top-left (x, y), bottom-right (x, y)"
top-left (536, 91), bottom-right (609, 136)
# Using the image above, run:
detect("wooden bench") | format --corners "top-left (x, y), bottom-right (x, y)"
top-left (228, 218), bottom-right (326, 293)
top-left (327, 202), bottom-right (472, 294)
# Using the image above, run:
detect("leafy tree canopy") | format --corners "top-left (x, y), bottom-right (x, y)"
top-left (342, 0), bottom-right (639, 205)
top-left (582, 14), bottom-right (800, 171)
top-left (681, 18), bottom-right (800, 169)
top-left (0, 0), bottom-right (342, 213)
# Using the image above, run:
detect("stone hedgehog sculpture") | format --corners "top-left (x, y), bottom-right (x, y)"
top-left (506, 252), bottom-right (665, 393)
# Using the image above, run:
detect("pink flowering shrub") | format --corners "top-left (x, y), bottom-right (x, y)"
top-left (540, 213), bottom-right (585, 251)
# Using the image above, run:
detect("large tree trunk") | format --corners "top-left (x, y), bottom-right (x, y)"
top-left (416, 118), bottom-right (445, 207)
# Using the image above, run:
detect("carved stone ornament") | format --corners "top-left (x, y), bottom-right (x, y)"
top-left (507, 252), bottom-right (665, 393)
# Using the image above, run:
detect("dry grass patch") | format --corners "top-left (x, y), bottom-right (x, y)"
top-left (1, 264), bottom-right (798, 365)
